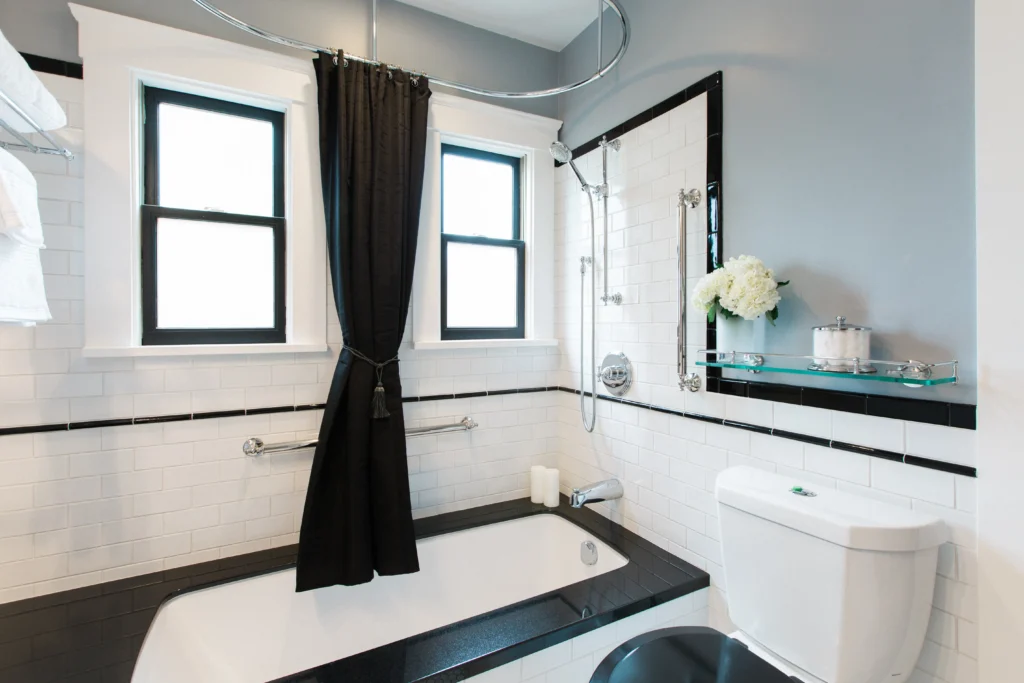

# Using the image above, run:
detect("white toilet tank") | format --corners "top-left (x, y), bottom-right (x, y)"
top-left (716, 467), bottom-right (948, 683)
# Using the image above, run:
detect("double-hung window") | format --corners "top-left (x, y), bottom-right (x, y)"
top-left (141, 86), bottom-right (286, 346)
top-left (440, 144), bottom-right (525, 340)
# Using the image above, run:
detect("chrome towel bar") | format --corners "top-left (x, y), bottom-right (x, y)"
top-left (241, 416), bottom-right (478, 456)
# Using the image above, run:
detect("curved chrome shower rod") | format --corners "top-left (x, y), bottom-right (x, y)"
top-left (192, 0), bottom-right (630, 99)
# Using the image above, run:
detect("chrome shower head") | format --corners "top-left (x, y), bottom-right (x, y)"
top-left (549, 141), bottom-right (573, 164)
top-left (549, 141), bottom-right (590, 192)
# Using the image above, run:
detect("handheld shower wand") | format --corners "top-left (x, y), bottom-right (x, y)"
top-left (551, 141), bottom-right (597, 431)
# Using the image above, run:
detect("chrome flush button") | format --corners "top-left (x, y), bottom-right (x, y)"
top-left (790, 486), bottom-right (817, 497)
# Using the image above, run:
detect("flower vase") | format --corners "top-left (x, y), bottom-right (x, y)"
top-left (715, 315), bottom-right (767, 361)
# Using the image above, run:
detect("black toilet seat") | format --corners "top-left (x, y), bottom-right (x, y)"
top-left (590, 626), bottom-right (801, 683)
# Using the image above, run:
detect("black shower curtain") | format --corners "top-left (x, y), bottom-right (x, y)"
top-left (296, 54), bottom-right (431, 590)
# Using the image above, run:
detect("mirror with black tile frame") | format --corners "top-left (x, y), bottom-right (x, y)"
top-left (695, 80), bottom-right (974, 429)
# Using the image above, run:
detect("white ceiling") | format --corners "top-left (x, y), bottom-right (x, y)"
top-left (395, 0), bottom-right (600, 51)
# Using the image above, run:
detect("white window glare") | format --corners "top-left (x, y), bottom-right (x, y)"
top-left (157, 103), bottom-right (276, 217)
top-left (155, 218), bottom-right (276, 329)
top-left (442, 153), bottom-right (515, 239)
top-left (446, 242), bottom-right (518, 328)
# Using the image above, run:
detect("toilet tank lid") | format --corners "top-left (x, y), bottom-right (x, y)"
top-left (715, 467), bottom-right (948, 551)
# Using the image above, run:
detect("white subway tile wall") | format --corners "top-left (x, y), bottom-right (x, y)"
top-left (0, 74), bottom-right (978, 683)
top-left (552, 94), bottom-right (977, 683)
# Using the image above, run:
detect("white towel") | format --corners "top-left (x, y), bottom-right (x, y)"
top-left (0, 27), bottom-right (67, 133)
top-left (0, 148), bottom-right (45, 248)
top-left (0, 233), bottom-right (51, 325)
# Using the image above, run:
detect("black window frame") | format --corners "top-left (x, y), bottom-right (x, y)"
top-left (440, 144), bottom-right (525, 341)
top-left (141, 86), bottom-right (286, 346)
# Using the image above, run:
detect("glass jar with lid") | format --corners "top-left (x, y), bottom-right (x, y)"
top-left (810, 316), bottom-right (874, 372)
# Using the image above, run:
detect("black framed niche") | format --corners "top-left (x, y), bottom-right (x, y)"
top-left (440, 144), bottom-right (526, 340)
top-left (560, 71), bottom-right (975, 431)
top-left (141, 86), bottom-right (287, 346)
top-left (691, 81), bottom-right (975, 430)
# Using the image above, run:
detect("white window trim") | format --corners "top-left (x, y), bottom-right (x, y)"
top-left (412, 93), bottom-right (562, 351)
top-left (71, 4), bottom-right (327, 357)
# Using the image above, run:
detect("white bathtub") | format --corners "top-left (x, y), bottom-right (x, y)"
top-left (132, 514), bottom-right (628, 683)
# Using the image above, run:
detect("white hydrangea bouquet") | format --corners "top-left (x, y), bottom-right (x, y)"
top-left (692, 255), bottom-right (789, 325)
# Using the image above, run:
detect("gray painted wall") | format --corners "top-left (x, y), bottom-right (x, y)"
top-left (0, 0), bottom-right (560, 118)
top-left (559, 1), bottom-right (976, 401)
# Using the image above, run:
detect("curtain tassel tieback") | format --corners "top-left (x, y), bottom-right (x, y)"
top-left (344, 346), bottom-right (399, 419)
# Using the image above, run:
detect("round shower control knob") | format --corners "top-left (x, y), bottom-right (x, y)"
top-left (599, 352), bottom-right (633, 396)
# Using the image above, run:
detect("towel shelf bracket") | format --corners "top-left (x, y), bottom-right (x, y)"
top-left (0, 87), bottom-right (75, 160)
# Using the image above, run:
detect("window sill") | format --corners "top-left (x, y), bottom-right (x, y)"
top-left (81, 343), bottom-right (330, 358)
top-left (412, 339), bottom-right (559, 351)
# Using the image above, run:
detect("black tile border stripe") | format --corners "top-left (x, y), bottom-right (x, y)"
top-left (192, 409), bottom-right (247, 421)
top-left (0, 384), bottom-right (563, 437)
top-left (903, 455), bottom-right (977, 478)
top-left (0, 386), bottom-right (975, 477)
top-left (553, 387), bottom-right (977, 479)
top-left (771, 429), bottom-right (831, 449)
top-left (19, 52), bottom-right (84, 79)
top-left (0, 404), bottom-right (328, 437)
top-left (830, 440), bottom-right (904, 463)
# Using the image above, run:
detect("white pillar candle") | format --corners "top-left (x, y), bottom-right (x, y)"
top-left (543, 468), bottom-right (560, 508)
top-left (530, 466), bottom-right (546, 504)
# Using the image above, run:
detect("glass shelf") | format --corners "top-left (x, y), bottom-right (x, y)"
top-left (697, 350), bottom-right (958, 387)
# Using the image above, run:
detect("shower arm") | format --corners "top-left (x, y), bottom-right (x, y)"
top-left (678, 189), bottom-right (703, 392)
top-left (191, 0), bottom-right (631, 100)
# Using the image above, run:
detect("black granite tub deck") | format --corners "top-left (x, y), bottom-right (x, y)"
top-left (0, 497), bottom-right (710, 683)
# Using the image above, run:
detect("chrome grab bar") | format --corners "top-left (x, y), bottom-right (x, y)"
top-left (678, 189), bottom-right (702, 392)
top-left (241, 416), bottom-right (479, 457)
top-left (405, 417), bottom-right (479, 436)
